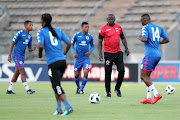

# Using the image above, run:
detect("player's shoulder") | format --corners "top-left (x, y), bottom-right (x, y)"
top-left (142, 24), bottom-right (149, 30)
top-left (15, 30), bottom-right (23, 36)
top-left (87, 33), bottom-right (93, 39)
top-left (100, 24), bottom-right (108, 30)
top-left (115, 24), bottom-right (122, 28)
top-left (74, 31), bottom-right (81, 36)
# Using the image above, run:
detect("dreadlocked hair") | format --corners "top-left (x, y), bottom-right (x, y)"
top-left (41, 13), bottom-right (58, 38)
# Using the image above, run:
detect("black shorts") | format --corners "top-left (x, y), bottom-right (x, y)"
top-left (104, 51), bottom-right (125, 72)
top-left (48, 60), bottom-right (66, 96)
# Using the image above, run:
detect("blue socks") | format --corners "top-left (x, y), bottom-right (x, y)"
top-left (57, 101), bottom-right (62, 111)
top-left (74, 78), bottom-right (80, 88)
top-left (80, 78), bottom-right (88, 91)
top-left (63, 100), bottom-right (71, 110)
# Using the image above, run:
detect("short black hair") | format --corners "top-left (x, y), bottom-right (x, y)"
top-left (107, 13), bottom-right (115, 19)
top-left (141, 14), bottom-right (151, 20)
top-left (81, 22), bottom-right (88, 27)
top-left (24, 20), bottom-right (32, 26)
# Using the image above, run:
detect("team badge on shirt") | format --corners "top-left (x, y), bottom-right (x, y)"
top-left (115, 28), bottom-right (119, 32)
top-left (28, 35), bottom-right (31, 39)
top-left (86, 36), bottom-right (89, 40)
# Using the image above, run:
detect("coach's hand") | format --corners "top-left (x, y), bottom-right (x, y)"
top-left (74, 53), bottom-right (78, 58)
top-left (8, 56), bottom-right (12, 62)
top-left (99, 55), bottom-right (103, 61)
top-left (125, 48), bottom-right (130, 56)
top-left (85, 51), bottom-right (91, 56)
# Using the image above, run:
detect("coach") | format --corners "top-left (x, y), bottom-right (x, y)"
top-left (98, 13), bottom-right (130, 97)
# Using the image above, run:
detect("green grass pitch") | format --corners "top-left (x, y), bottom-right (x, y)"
top-left (0, 82), bottom-right (179, 120)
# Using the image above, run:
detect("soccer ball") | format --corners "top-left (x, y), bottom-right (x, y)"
top-left (89, 93), bottom-right (101, 103)
top-left (165, 85), bottom-right (175, 94)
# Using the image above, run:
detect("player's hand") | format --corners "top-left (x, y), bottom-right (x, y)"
top-left (32, 46), bottom-right (36, 51)
top-left (125, 48), bottom-right (130, 56)
top-left (85, 51), bottom-right (91, 56)
top-left (99, 55), bottom-right (103, 61)
top-left (138, 35), bottom-right (142, 40)
top-left (74, 53), bottom-right (78, 58)
top-left (8, 56), bottom-right (12, 62)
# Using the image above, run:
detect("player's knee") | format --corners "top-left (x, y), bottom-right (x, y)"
top-left (84, 74), bottom-right (88, 78)
top-left (140, 75), bottom-right (146, 81)
top-left (55, 86), bottom-right (64, 96)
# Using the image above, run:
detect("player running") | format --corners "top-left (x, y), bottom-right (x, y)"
top-left (37, 13), bottom-right (73, 116)
top-left (6, 20), bottom-right (36, 94)
top-left (139, 14), bottom-right (169, 104)
top-left (71, 22), bottom-right (94, 94)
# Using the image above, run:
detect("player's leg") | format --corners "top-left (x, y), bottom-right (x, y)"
top-left (74, 58), bottom-right (82, 94)
top-left (79, 58), bottom-right (90, 94)
top-left (104, 52), bottom-right (113, 97)
top-left (114, 51), bottom-right (125, 97)
top-left (7, 67), bottom-right (20, 94)
top-left (18, 67), bottom-right (35, 94)
top-left (140, 57), bottom-right (162, 104)
top-left (49, 60), bottom-right (73, 116)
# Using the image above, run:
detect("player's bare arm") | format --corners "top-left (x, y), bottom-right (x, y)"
top-left (63, 41), bottom-right (71, 55)
top-left (160, 38), bottom-right (169, 44)
top-left (120, 33), bottom-right (130, 56)
top-left (8, 43), bottom-right (15, 62)
top-left (28, 46), bottom-right (36, 52)
top-left (38, 44), bottom-right (43, 58)
top-left (98, 38), bottom-right (103, 61)
top-left (139, 36), bottom-right (148, 42)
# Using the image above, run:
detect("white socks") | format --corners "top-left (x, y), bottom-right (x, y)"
top-left (146, 87), bottom-right (151, 99)
top-left (23, 82), bottom-right (30, 91)
top-left (149, 84), bottom-right (159, 97)
top-left (8, 82), bottom-right (15, 91)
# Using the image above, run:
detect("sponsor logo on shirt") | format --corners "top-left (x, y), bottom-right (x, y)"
top-left (22, 34), bottom-right (26, 36)
top-left (106, 29), bottom-right (111, 31)
top-left (23, 39), bottom-right (29, 44)
top-left (78, 36), bottom-right (82, 37)
top-left (79, 41), bottom-right (87, 46)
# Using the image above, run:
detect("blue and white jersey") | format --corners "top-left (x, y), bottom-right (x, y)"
top-left (37, 26), bottom-right (70, 65)
top-left (71, 31), bottom-right (94, 58)
top-left (141, 23), bottom-right (168, 57)
top-left (12, 30), bottom-right (32, 58)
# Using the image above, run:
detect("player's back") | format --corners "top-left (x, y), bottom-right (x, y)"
top-left (37, 27), bottom-right (70, 65)
top-left (141, 23), bottom-right (168, 57)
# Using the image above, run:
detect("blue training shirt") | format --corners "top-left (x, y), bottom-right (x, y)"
top-left (12, 30), bottom-right (32, 58)
top-left (37, 26), bottom-right (70, 65)
top-left (71, 31), bottom-right (94, 58)
top-left (141, 23), bottom-right (168, 57)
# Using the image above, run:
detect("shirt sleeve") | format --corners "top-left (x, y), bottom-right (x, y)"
top-left (12, 31), bottom-right (21, 44)
top-left (28, 35), bottom-right (32, 47)
top-left (37, 30), bottom-right (44, 45)
top-left (89, 35), bottom-right (94, 53)
top-left (99, 27), bottom-right (105, 37)
top-left (161, 28), bottom-right (168, 40)
top-left (61, 31), bottom-right (70, 43)
top-left (71, 33), bottom-right (77, 54)
top-left (141, 26), bottom-right (148, 38)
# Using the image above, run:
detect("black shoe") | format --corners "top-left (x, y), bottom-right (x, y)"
top-left (27, 89), bottom-right (35, 94)
top-left (6, 90), bottom-right (16, 94)
top-left (106, 92), bottom-right (111, 97)
top-left (79, 90), bottom-right (85, 94)
top-left (114, 89), bottom-right (122, 97)
top-left (76, 88), bottom-right (80, 94)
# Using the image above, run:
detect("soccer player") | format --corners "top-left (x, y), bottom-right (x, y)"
top-left (37, 13), bottom-right (73, 116)
top-left (71, 22), bottom-right (94, 94)
top-left (6, 20), bottom-right (36, 94)
top-left (139, 14), bottom-right (169, 104)
top-left (98, 13), bottom-right (130, 97)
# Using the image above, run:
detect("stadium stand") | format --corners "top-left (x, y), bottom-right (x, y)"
top-left (0, 0), bottom-right (180, 62)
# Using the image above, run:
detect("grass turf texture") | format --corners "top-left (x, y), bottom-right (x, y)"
top-left (0, 82), bottom-right (179, 120)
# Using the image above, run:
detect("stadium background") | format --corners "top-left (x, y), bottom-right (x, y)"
top-left (0, 0), bottom-right (180, 83)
